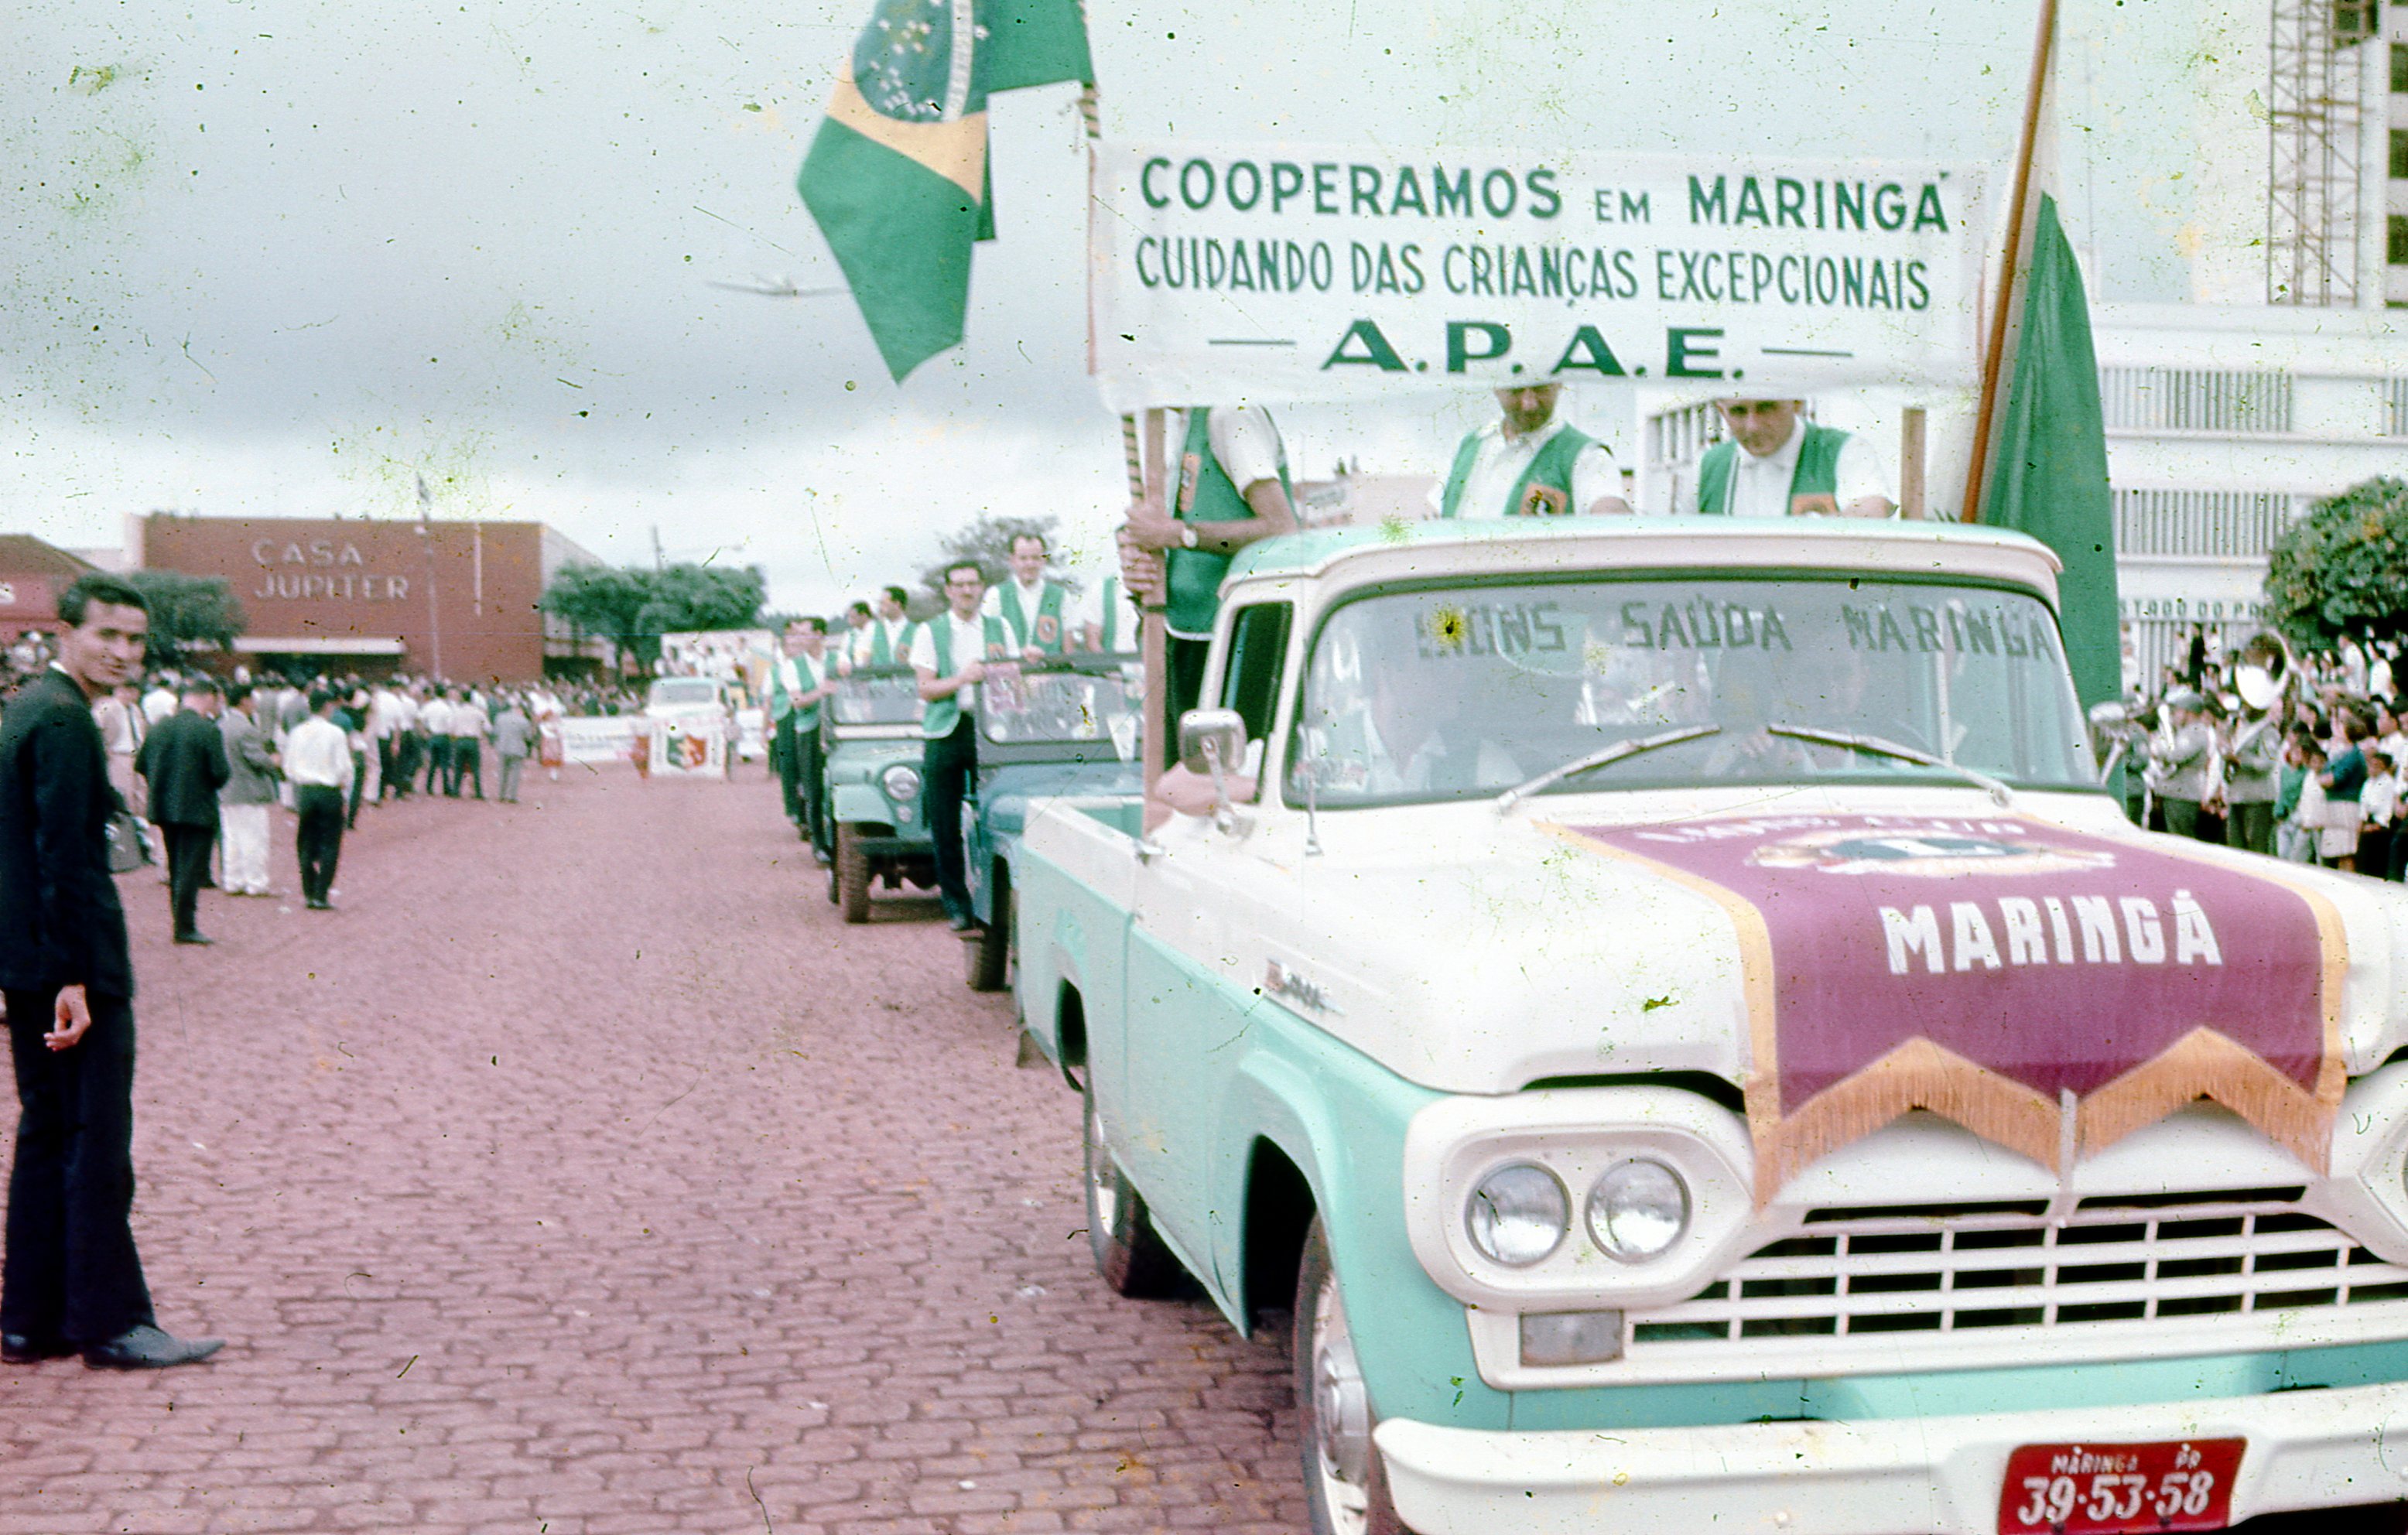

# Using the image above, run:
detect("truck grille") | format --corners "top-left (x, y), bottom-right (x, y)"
top-left (1629, 1188), bottom-right (2408, 1357)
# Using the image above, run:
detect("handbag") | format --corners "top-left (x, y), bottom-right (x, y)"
top-left (103, 810), bottom-right (153, 874)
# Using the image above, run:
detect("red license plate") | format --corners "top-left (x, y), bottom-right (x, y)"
top-left (1998, 1438), bottom-right (2244, 1534)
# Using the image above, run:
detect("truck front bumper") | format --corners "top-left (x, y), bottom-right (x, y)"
top-left (1377, 1379), bottom-right (2408, 1535)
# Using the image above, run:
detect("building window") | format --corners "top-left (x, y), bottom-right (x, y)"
top-left (2394, 128), bottom-right (2408, 180)
top-left (2112, 489), bottom-right (2297, 559)
top-left (2098, 368), bottom-right (2294, 434)
top-left (2393, 215), bottom-right (2408, 265)
top-left (2336, 0), bottom-right (2379, 41)
top-left (2395, 42), bottom-right (2408, 91)
top-left (2386, 379), bottom-right (2408, 439)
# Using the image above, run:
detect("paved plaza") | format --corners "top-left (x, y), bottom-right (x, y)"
top-left (0, 764), bottom-right (1306, 1534)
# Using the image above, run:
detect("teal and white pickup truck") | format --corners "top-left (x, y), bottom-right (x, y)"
top-left (1012, 517), bottom-right (2408, 1535)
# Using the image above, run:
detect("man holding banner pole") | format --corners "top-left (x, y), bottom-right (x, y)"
top-left (1435, 382), bottom-right (1630, 520)
top-left (1123, 405), bottom-right (1297, 733)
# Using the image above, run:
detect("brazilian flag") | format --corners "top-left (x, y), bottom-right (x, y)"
top-left (798, 0), bottom-right (1093, 381)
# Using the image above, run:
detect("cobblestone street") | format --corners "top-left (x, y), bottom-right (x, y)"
top-left (0, 764), bottom-right (1307, 1535)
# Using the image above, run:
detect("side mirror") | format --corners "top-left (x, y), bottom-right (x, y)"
top-left (1178, 708), bottom-right (1247, 778)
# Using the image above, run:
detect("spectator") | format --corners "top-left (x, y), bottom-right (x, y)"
top-left (2318, 711), bottom-right (2371, 873)
top-left (492, 696), bottom-right (533, 804)
top-left (133, 677), bottom-right (230, 946)
top-left (217, 684), bottom-right (281, 897)
top-left (285, 691), bottom-right (354, 911)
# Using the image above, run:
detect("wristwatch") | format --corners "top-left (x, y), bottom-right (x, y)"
top-left (1179, 522), bottom-right (1200, 550)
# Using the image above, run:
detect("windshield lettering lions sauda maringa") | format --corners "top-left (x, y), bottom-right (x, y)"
top-left (1291, 578), bottom-right (2092, 805)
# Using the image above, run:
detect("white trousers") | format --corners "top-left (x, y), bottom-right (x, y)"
top-left (221, 803), bottom-right (272, 894)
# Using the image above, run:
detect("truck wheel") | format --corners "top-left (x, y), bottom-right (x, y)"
top-left (1295, 1218), bottom-right (1406, 1535)
top-left (836, 825), bottom-right (871, 925)
top-left (1083, 1078), bottom-right (1178, 1297)
top-left (965, 870), bottom-right (1010, 992)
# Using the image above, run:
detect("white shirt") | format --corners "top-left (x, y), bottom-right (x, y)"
top-left (421, 697), bottom-right (455, 735)
top-left (284, 716), bottom-right (356, 791)
top-left (449, 703), bottom-right (487, 740)
top-left (1717, 418), bottom-right (1892, 519)
top-left (141, 687), bottom-right (176, 724)
top-left (1175, 405), bottom-right (1283, 500)
top-left (908, 611), bottom-right (991, 712)
top-left (1428, 419), bottom-right (1620, 520)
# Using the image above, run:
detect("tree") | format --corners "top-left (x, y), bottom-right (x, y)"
top-left (539, 561), bottom-right (767, 672)
top-left (916, 514), bottom-right (1076, 603)
top-left (2264, 477), bottom-right (2408, 650)
top-left (540, 563), bottom-right (653, 675)
top-left (123, 569), bottom-right (246, 665)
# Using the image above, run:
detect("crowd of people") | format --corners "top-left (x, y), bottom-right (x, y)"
top-left (2120, 627), bottom-right (2408, 879)
top-left (78, 648), bottom-right (575, 942)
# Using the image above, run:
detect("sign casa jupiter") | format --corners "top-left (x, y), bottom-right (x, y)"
top-left (134, 512), bottom-right (597, 682)
top-left (1088, 140), bottom-right (1991, 410)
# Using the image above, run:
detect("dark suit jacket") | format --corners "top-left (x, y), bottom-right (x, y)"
top-left (134, 706), bottom-right (231, 829)
top-left (0, 669), bottom-right (135, 998)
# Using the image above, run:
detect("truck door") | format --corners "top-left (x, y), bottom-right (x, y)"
top-left (1120, 600), bottom-right (1294, 1277)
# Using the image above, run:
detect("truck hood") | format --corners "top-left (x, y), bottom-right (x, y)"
top-left (1230, 785), bottom-right (2408, 1097)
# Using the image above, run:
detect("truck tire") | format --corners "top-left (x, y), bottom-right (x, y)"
top-left (1083, 1077), bottom-right (1179, 1297)
top-left (1295, 1218), bottom-right (1407, 1535)
top-left (965, 869), bottom-right (1010, 992)
top-left (836, 824), bottom-right (871, 925)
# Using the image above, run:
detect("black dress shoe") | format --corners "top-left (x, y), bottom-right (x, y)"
top-left (2, 1332), bottom-right (74, 1364)
top-left (83, 1325), bottom-right (224, 1371)
top-left (173, 932), bottom-right (214, 946)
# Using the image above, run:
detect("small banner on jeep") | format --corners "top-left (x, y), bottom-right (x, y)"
top-left (1546, 814), bottom-right (2345, 1202)
top-left (1088, 140), bottom-right (1990, 410)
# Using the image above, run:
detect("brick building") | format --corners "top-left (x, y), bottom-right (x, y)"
top-left (131, 513), bottom-right (601, 682)
top-left (0, 533), bottom-right (100, 637)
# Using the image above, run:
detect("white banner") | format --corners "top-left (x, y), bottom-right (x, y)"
top-left (1089, 140), bottom-right (1991, 410)
top-left (556, 716), bottom-right (640, 765)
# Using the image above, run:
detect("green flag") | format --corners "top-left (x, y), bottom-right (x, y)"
top-left (797, 0), bottom-right (1093, 382)
top-left (1979, 193), bottom-right (2120, 708)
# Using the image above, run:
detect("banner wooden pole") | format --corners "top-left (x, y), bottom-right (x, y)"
top-left (1959, 0), bottom-right (2061, 524)
top-left (1900, 406), bottom-right (1927, 519)
top-left (1138, 409), bottom-right (1169, 825)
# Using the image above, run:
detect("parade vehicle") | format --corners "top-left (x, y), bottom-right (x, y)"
top-left (1011, 515), bottom-right (2408, 1535)
top-left (816, 665), bottom-right (936, 922)
top-left (960, 651), bottom-right (1143, 991)
top-left (641, 675), bottom-right (736, 778)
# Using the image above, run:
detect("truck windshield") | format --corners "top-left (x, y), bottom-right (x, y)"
top-left (980, 662), bottom-right (1142, 750)
top-left (647, 679), bottom-right (719, 708)
top-left (1287, 576), bottom-right (2095, 806)
top-left (829, 672), bottom-right (924, 728)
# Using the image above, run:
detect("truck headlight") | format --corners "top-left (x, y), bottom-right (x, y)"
top-left (1586, 1158), bottom-right (1691, 1263)
top-left (881, 764), bottom-right (922, 805)
top-left (1465, 1163), bottom-right (1568, 1267)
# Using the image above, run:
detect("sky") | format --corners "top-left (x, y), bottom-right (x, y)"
top-left (1, 0), bottom-right (2263, 615)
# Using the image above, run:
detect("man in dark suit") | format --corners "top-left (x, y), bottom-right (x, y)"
top-left (133, 676), bottom-right (231, 945)
top-left (0, 574), bottom-right (222, 1369)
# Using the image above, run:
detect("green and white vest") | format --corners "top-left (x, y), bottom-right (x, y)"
top-left (920, 614), bottom-right (1010, 740)
top-left (1695, 424), bottom-right (1850, 516)
top-left (1168, 408), bottom-right (1292, 639)
top-left (860, 618), bottom-right (915, 669)
top-left (997, 579), bottom-right (1069, 654)
top-left (788, 651), bottom-right (828, 732)
top-left (1094, 576), bottom-right (1124, 653)
top-left (1438, 422), bottom-right (1598, 519)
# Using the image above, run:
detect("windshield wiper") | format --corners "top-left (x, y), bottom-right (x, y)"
top-left (1494, 724), bottom-right (1722, 815)
top-left (1763, 723), bottom-right (2015, 808)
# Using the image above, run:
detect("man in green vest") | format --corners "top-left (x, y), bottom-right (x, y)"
top-left (1435, 383), bottom-right (1631, 520)
top-left (1124, 405), bottom-right (1298, 727)
top-left (1079, 573), bottom-right (1129, 654)
top-left (768, 617), bottom-right (838, 839)
top-left (912, 562), bottom-right (1010, 932)
top-left (1692, 398), bottom-right (1895, 518)
top-left (843, 586), bottom-right (917, 674)
top-left (982, 532), bottom-right (1072, 659)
